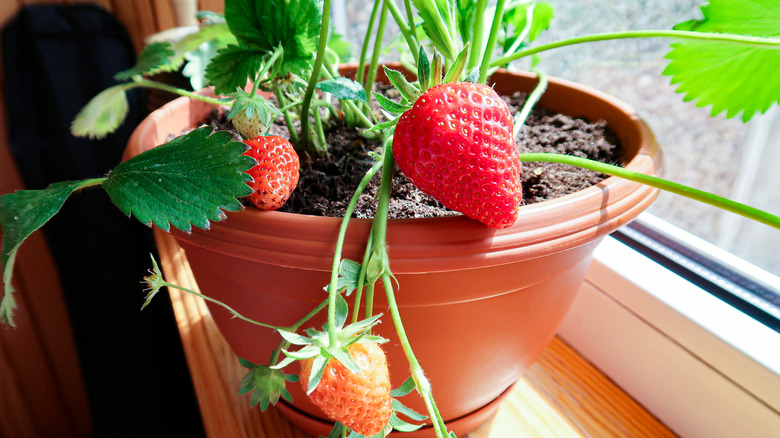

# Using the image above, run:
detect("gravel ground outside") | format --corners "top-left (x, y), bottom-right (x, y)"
top-left (339, 0), bottom-right (779, 275)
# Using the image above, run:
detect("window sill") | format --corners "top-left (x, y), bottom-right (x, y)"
top-left (559, 213), bottom-right (780, 437)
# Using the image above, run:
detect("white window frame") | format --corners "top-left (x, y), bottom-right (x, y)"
top-left (559, 213), bottom-right (780, 438)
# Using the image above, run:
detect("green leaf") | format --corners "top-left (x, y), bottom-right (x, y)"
top-left (374, 92), bottom-right (412, 115)
top-left (390, 413), bottom-right (424, 432)
top-left (390, 376), bottom-right (417, 398)
top-left (102, 127), bottom-right (255, 233)
top-left (340, 314), bottom-right (383, 339)
top-left (239, 363), bottom-right (298, 410)
top-left (238, 357), bottom-right (258, 370)
top-left (176, 22), bottom-right (237, 90)
top-left (443, 45), bottom-right (470, 84)
top-left (173, 22), bottom-right (236, 57)
top-left (205, 44), bottom-right (268, 95)
top-left (334, 294), bottom-right (349, 329)
top-left (327, 30), bottom-right (354, 63)
top-left (412, 0), bottom-right (457, 60)
top-left (330, 259), bottom-right (362, 295)
top-left (71, 83), bottom-right (133, 139)
top-left (224, 0), bottom-right (322, 77)
top-left (663, 0), bottom-right (780, 121)
top-left (331, 347), bottom-right (361, 374)
top-left (392, 399), bottom-right (428, 422)
top-left (277, 329), bottom-right (314, 346)
top-left (115, 42), bottom-right (182, 80)
top-left (383, 67), bottom-right (421, 104)
top-left (315, 77), bottom-right (367, 102)
top-left (1, 179), bottom-right (99, 326)
top-left (324, 422), bottom-right (345, 438)
top-left (456, 0), bottom-right (477, 44)
top-left (306, 355), bottom-right (328, 394)
top-left (464, 67), bottom-right (480, 83)
top-left (418, 46), bottom-right (431, 90)
top-left (364, 118), bottom-right (399, 135)
top-left (506, 2), bottom-right (555, 44)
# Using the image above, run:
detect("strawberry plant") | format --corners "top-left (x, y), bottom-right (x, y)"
top-left (2, 0), bottom-right (780, 437)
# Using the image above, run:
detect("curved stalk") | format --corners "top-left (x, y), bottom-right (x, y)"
top-left (132, 79), bottom-right (225, 106)
top-left (163, 281), bottom-right (278, 329)
top-left (466, 0), bottom-right (489, 70)
top-left (326, 159), bottom-right (384, 345)
top-left (513, 68), bottom-right (548, 138)
top-left (518, 153), bottom-right (780, 230)
top-left (371, 142), bottom-right (449, 437)
top-left (386, 0), bottom-right (419, 64)
top-left (357, 0), bottom-right (383, 85)
top-left (503, 3), bottom-right (536, 60)
top-left (492, 30), bottom-right (780, 67)
top-left (364, 0), bottom-right (390, 97)
top-left (299, 0), bottom-right (332, 156)
top-left (478, 0), bottom-right (507, 83)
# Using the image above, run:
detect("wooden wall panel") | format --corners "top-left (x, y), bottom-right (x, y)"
top-left (0, 1), bottom-right (223, 436)
top-left (0, 31), bottom-right (92, 437)
top-left (199, 0), bottom-right (224, 14)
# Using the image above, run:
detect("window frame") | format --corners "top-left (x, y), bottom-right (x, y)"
top-left (558, 213), bottom-right (780, 437)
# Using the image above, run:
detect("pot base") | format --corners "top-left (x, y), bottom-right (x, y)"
top-left (275, 383), bottom-right (515, 437)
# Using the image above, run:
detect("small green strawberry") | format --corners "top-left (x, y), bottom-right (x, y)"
top-left (228, 91), bottom-right (282, 139)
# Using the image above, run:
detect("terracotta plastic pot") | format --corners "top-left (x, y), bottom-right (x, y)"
top-left (124, 66), bottom-right (660, 437)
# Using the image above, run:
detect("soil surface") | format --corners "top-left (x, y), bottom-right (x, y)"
top-left (206, 90), bottom-right (623, 219)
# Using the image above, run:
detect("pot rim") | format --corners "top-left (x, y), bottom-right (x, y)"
top-left (126, 67), bottom-right (660, 272)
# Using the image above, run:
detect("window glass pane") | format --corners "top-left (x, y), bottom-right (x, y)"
top-left (525, 0), bottom-right (779, 275)
top-left (339, 0), bottom-right (778, 275)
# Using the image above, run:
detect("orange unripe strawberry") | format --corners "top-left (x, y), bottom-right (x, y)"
top-left (300, 343), bottom-right (392, 436)
top-left (242, 136), bottom-right (300, 210)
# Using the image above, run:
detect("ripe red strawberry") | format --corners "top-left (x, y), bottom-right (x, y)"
top-left (392, 82), bottom-right (523, 228)
top-left (300, 343), bottom-right (392, 436)
top-left (242, 136), bottom-right (300, 210)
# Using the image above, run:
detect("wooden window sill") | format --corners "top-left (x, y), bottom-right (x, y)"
top-left (154, 230), bottom-right (675, 437)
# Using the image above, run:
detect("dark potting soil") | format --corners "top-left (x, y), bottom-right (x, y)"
top-left (205, 90), bottom-right (623, 219)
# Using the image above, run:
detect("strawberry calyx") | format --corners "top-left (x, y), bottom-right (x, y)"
top-left (238, 357), bottom-right (299, 411)
top-left (273, 313), bottom-right (387, 388)
top-left (228, 90), bottom-right (282, 139)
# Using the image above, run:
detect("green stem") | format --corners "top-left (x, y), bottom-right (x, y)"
top-left (403, 0), bottom-right (419, 45)
top-left (299, 0), bottom-right (332, 156)
top-left (270, 298), bottom-right (329, 366)
top-left (353, 232), bottom-right (374, 324)
top-left (322, 59), bottom-right (375, 127)
top-left (386, 0), bottom-right (419, 64)
top-left (364, 0), bottom-right (390, 97)
top-left (370, 142), bottom-right (448, 437)
top-left (325, 159), bottom-right (384, 342)
top-left (466, 0), bottom-right (489, 70)
top-left (274, 88), bottom-right (300, 144)
top-left (478, 0), bottom-right (507, 83)
top-left (357, 0), bottom-right (382, 85)
top-left (81, 177), bottom-right (109, 190)
top-left (518, 153), bottom-right (780, 230)
top-left (249, 47), bottom-right (284, 96)
top-left (491, 30), bottom-right (780, 67)
top-left (382, 274), bottom-right (448, 437)
top-left (503, 3), bottom-right (536, 60)
top-left (133, 79), bottom-right (224, 106)
top-left (513, 68), bottom-right (547, 137)
top-left (313, 106), bottom-right (327, 148)
top-left (163, 281), bottom-right (279, 329)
